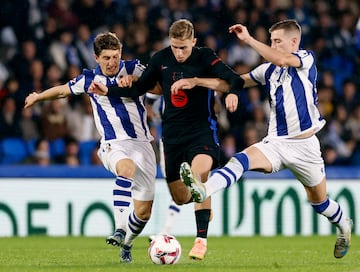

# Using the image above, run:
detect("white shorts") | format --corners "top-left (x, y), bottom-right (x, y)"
top-left (98, 140), bottom-right (156, 201)
top-left (253, 135), bottom-right (325, 187)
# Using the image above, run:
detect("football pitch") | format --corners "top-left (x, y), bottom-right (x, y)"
top-left (0, 235), bottom-right (359, 272)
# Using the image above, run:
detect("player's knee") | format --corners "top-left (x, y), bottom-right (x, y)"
top-left (116, 159), bottom-right (136, 178)
top-left (172, 197), bottom-right (187, 205)
top-left (134, 205), bottom-right (152, 221)
top-left (171, 192), bottom-right (189, 205)
top-left (168, 180), bottom-right (191, 205)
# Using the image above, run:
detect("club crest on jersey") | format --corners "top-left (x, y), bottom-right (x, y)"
top-left (171, 90), bottom-right (188, 108)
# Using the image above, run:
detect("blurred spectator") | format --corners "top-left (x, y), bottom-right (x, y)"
top-left (0, 96), bottom-right (22, 139)
top-left (319, 103), bottom-right (356, 164)
top-left (54, 136), bottom-right (80, 166)
top-left (19, 107), bottom-right (40, 141)
top-left (46, 0), bottom-right (79, 32)
top-left (242, 124), bottom-right (261, 149)
top-left (346, 104), bottom-right (360, 143)
top-left (39, 99), bottom-right (70, 141)
top-left (0, 77), bottom-right (20, 106)
top-left (74, 24), bottom-right (97, 69)
top-left (338, 79), bottom-right (360, 113)
top-left (221, 133), bottom-right (237, 161)
top-left (30, 138), bottom-right (51, 166)
top-left (227, 38), bottom-right (260, 69)
top-left (48, 28), bottom-right (81, 77)
top-left (8, 39), bottom-right (38, 86)
top-left (65, 95), bottom-right (100, 142)
top-left (316, 85), bottom-right (336, 120)
top-left (44, 62), bottom-right (63, 88)
top-left (93, 0), bottom-right (124, 29)
top-left (71, 0), bottom-right (98, 32)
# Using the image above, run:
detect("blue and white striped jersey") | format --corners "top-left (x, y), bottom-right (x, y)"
top-left (69, 59), bottom-right (153, 143)
top-left (250, 49), bottom-right (326, 138)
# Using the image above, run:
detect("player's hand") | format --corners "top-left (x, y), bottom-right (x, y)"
top-left (88, 81), bottom-right (109, 96)
top-left (118, 75), bottom-right (136, 88)
top-left (171, 78), bottom-right (196, 94)
top-left (24, 92), bottom-right (38, 108)
top-left (228, 24), bottom-right (250, 42)
top-left (225, 93), bottom-right (238, 113)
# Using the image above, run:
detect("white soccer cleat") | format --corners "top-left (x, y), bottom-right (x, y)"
top-left (180, 162), bottom-right (207, 203)
top-left (334, 218), bottom-right (353, 258)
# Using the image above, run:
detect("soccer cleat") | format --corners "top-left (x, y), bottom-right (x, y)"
top-left (120, 245), bottom-right (133, 263)
top-left (334, 218), bottom-right (353, 258)
top-left (188, 238), bottom-right (207, 260)
top-left (180, 162), bottom-right (207, 203)
top-left (106, 229), bottom-right (125, 247)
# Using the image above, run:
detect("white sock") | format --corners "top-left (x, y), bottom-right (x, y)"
top-left (312, 197), bottom-right (347, 233)
top-left (160, 200), bottom-right (181, 235)
top-left (113, 176), bottom-right (132, 230)
top-left (125, 211), bottom-right (148, 246)
top-left (205, 157), bottom-right (245, 197)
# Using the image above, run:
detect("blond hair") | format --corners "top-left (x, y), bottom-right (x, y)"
top-left (169, 19), bottom-right (194, 40)
top-left (269, 19), bottom-right (301, 36)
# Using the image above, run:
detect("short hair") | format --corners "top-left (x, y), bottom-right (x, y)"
top-left (269, 19), bottom-right (301, 35)
top-left (93, 32), bottom-right (122, 56)
top-left (169, 19), bottom-right (194, 40)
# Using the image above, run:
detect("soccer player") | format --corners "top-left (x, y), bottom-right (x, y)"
top-left (24, 32), bottom-right (158, 263)
top-left (180, 19), bottom-right (353, 259)
top-left (89, 19), bottom-right (244, 260)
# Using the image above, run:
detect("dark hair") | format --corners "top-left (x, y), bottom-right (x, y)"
top-left (93, 32), bottom-right (122, 56)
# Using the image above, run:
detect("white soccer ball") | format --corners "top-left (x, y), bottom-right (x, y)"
top-left (148, 234), bottom-right (182, 265)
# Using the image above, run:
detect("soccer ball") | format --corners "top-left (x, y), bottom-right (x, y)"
top-left (148, 234), bottom-right (181, 264)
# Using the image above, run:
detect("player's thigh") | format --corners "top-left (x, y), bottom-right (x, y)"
top-left (245, 144), bottom-right (273, 172)
top-left (191, 154), bottom-right (213, 181)
top-left (163, 142), bottom-right (184, 182)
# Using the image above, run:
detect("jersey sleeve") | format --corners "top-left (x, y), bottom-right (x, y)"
top-left (123, 59), bottom-right (146, 77)
top-left (249, 62), bottom-right (271, 86)
top-left (108, 55), bottom-right (160, 97)
top-left (292, 50), bottom-right (314, 70)
top-left (68, 68), bottom-right (95, 95)
top-left (200, 47), bottom-right (244, 94)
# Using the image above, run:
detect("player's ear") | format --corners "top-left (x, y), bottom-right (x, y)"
top-left (192, 38), bottom-right (197, 46)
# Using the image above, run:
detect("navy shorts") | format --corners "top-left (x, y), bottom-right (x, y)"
top-left (163, 134), bottom-right (220, 183)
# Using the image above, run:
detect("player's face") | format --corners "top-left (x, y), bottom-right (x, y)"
top-left (270, 29), bottom-right (295, 53)
top-left (170, 37), bottom-right (196, 63)
top-left (95, 49), bottom-right (121, 77)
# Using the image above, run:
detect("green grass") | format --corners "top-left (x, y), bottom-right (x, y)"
top-left (0, 236), bottom-right (359, 272)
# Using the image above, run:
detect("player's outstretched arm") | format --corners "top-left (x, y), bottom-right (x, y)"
top-left (24, 84), bottom-right (71, 108)
top-left (229, 24), bottom-right (300, 68)
top-left (171, 78), bottom-right (230, 94)
top-left (89, 80), bottom-right (149, 98)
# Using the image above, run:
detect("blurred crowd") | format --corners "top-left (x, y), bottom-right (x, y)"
top-left (0, 0), bottom-right (359, 166)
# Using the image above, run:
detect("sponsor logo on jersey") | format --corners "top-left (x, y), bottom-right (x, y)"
top-left (171, 90), bottom-right (188, 108)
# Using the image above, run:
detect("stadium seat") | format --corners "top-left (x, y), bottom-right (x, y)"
top-left (79, 140), bottom-right (98, 165)
top-left (26, 139), bottom-right (37, 157)
top-left (49, 138), bottom-right (66, 159)
top-left (0, 137), bottom-right (28, 164)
